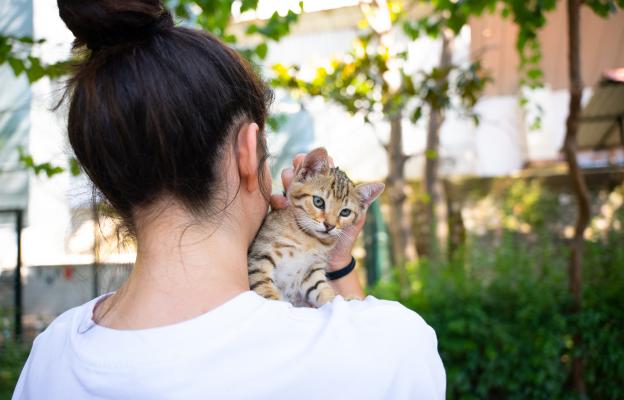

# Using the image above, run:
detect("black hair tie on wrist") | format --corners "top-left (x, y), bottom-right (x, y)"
top-left (326, 257), bottom-right (356, 281)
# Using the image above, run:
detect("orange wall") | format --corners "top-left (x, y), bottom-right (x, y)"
top-left (470, 6), bottom-right (624, 95)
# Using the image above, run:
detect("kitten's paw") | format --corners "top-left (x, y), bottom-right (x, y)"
top-left (256, 286), bottom-right (283, 301)
top-left (315, 288), bottom-right (336, 306)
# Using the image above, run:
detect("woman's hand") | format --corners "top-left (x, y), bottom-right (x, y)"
top-left (270, 152), bottom-right (367, 299)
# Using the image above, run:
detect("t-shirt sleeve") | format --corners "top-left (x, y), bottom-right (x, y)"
top-left (396, 311), bottom-right (446, 399)
top-left (355, 296), bottom-right (446, 399)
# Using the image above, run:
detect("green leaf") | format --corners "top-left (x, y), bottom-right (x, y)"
top-left (25, 56), bottom-right (45, 83)
top-left (240, 0), bottom-right (258, 12)
top-left (471, 113), bottom-right (480, 126)
top-left (402, 21), bottom-right (421, 40)
top-left (267, 113), bottom-right (288, 132)
top-left (527, 68), bottom-right (543, 81)
top-left (255, 42), bottom-right (268, 60)
top-left (7, 57), bottom-right (25, 76)
top-left (411, 106), bottom-right (423, 122)
top-left (425, 149), bottom-right (438, 160)
top-left (222, 34), bottom-right (238, 44)
top-left (44, 165), bottom-right (65, 178)
top-left (246, 24), bottom-right (259, 35)
top-left (69, 158), bottom-right (82, 177)
top-left (17, 147), bottom-right (66, 177)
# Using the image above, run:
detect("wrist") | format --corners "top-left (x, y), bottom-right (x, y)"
top-left (327, 254), bottom-right (354, 272)
top-left (326, 256), bottom-right (356, 281)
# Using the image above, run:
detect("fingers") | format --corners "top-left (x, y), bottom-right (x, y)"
top-left (273, 150), bottom-right (336, 211)
top-left (270, 193), bottom-right (289, 210)
top-left (292, 152), bottom-right (334, 169)
top-left (342, 209), bottom-right (367, 237)
top-left (281, 167), bottom-right (295, 192)
top-left (350, 214), bottom-right (367, 234)
top-left (272, 163), bottom-right (293, 210)
top-left (292, 153), bottom-right (305, 169)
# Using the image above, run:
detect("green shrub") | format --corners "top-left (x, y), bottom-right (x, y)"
top-left (370, 229), bottom-right (624, 399)
top-left (0, 338), bottom-right (29, 400)
top-left (580, 233), bottom-right (624, 400)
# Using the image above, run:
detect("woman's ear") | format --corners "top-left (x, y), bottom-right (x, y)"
top-left (236, 122), bottom-right (260, 192)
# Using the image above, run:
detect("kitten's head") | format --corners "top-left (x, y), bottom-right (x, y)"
top-left (287, 148), bottom-right (384, 241)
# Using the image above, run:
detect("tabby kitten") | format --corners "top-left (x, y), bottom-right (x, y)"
top-left (248, 148), bottom-right (384, 307)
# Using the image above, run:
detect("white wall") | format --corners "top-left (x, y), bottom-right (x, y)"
top-left (264, 24), bottom-right (577, 180)
top-left (20, 0), bottom-right (79, 268)
top-left (0, 0), bottom-right (33, 271)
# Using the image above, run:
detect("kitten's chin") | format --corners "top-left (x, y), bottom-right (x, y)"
top-left (313, 229), bottom-right (341, 241)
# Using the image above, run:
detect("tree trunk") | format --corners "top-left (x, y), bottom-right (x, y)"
top-left (423, 31), bottom-right (452, 262)
top-left (562, 0), bottom-right (589, 395)
top-left (386, 111), bottom-right (417, 296)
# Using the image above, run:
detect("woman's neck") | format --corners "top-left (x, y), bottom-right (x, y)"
top-left (94, 206), bottom-right (252, 330)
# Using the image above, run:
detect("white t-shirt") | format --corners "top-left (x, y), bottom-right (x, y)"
top-left (13, 291), bottom-right (445, 399)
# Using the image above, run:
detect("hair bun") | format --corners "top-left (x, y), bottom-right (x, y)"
top-left (57, 0), bottom-right (173, 50)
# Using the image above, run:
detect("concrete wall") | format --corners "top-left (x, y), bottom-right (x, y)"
top-left (0, 0), bottom-right (33, 272)
top-left (0, 264), bottom-right (131, 332)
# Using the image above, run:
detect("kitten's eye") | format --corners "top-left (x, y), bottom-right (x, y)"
top-left (340, 209), bottom-right (352, 217)
top-left (312, 196), bottom-right (325, 209)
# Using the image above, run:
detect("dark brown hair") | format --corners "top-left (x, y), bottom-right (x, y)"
top-left (57, 0), bottom-right (272, 233)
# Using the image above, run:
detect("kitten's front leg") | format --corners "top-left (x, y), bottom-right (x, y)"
top-left (301, 264), bottom-right (336, 307)
top-left (248, 254), bottom-right (283, 301)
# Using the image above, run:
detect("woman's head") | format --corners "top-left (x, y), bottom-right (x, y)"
top-left (58, 0), bottom-right (272, 236)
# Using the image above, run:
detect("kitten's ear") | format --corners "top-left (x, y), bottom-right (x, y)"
top-left (296, 147), bottom-right (330, 180)
top-left (356, 183), bottom-right (385, 209)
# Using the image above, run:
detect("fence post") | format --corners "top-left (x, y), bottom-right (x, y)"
top-left (364, 201), bottom-right (390, 286)
top-left (14, 209), bottom-right (23, 341)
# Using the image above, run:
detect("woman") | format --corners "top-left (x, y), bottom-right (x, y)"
top-left (13, 0), bottom-right (445, 399)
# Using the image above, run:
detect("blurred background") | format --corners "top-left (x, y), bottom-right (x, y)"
top-left (1, 0), bottom-right (623, 398)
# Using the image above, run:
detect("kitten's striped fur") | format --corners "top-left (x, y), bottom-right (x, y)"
top-left (248, 148), bottom-right (384, 307)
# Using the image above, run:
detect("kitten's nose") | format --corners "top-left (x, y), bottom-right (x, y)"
top-left (323, 222), bottom-right (336, 232)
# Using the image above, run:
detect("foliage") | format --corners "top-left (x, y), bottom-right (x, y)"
top-left (15, 147), bottom-right (81, 178)
top-left (0, 309), bottom-right (30, 400)
top-left (17, 147), bottom-right (63, 178)
top-left (370, 231), bottom-right (624, 399)
top-left (502, 179), bottom-right (560, 229)
top-left (0, 35), bottom-right (69, 84)
top-left (1, 1), bottom-right (302, 81)
top-left (369, 184), bottom-right (624, 399)
top-left (408, 0), bottom-right (623, 90)
top-left (167, 0), bottom-right (302, 61)
top-left (271, 3), bottom-right (490, 125)
top-left (1, 1), bottom-right (300, 178)
top-left (0, 339), bottom-right (29, 400)
top-left (407, 0), bottom-right (622, 134)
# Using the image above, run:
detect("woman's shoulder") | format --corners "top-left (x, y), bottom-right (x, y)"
top-left (287, 295), bottom-right (433, 331)
top-left (25, 295), bottom-right (110, 368)
top-left (272, 294), bottom-right (440, 355)
top-left (264, 295), bottom-right (445, 398)
top-left (42, 295), bottom-right (105, 335)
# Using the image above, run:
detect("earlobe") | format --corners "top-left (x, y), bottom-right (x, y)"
top-left (237, 122), bottom-right (260, 192)
top-left (356, 182), bottom-right (385, 209)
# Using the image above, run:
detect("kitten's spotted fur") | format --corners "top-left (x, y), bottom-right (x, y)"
top-left (248, 148), bottom-right (384, 307)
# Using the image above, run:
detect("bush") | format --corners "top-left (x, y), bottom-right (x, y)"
top-left (0, 337), bottom-right (29, 400)
top-left (370, 227), bottom-right (624, 399)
